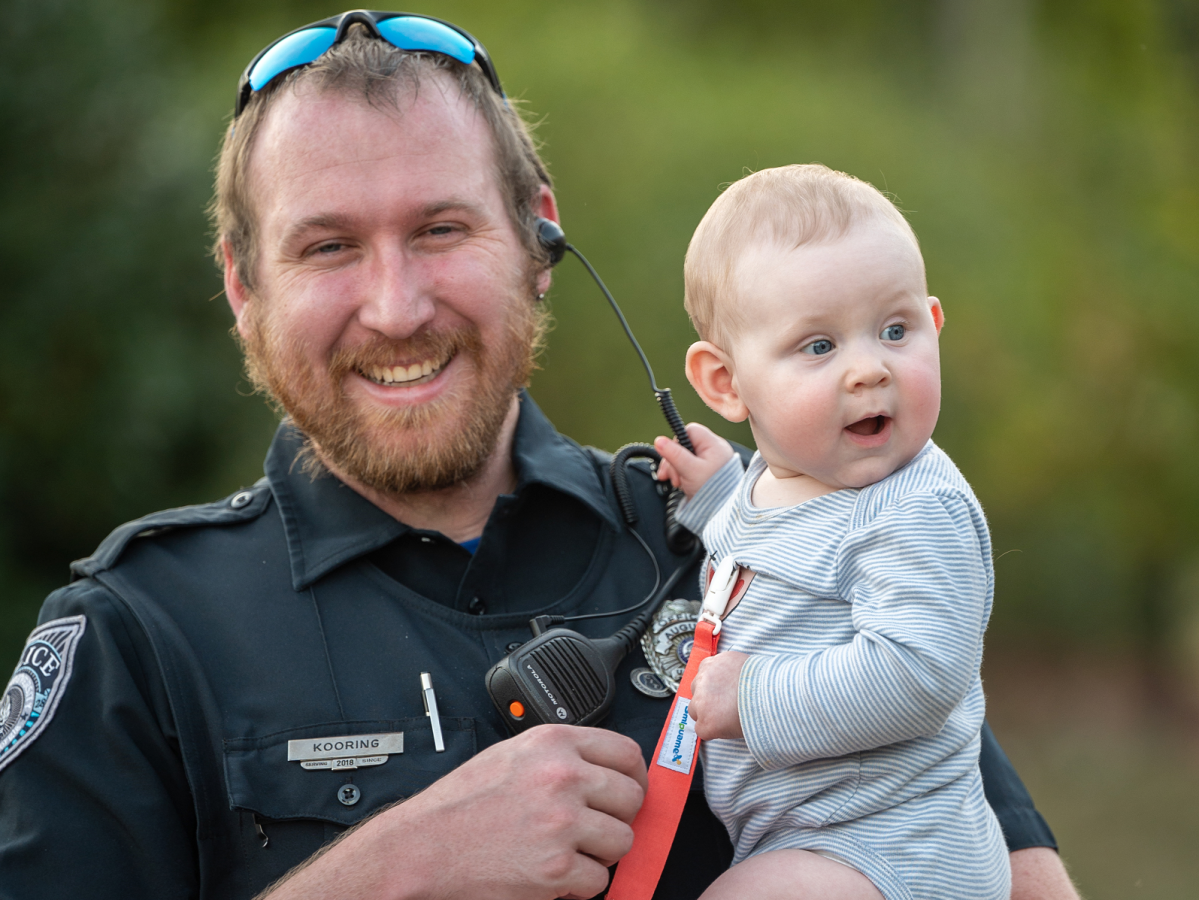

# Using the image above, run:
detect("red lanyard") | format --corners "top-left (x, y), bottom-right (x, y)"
top-left (607, 557), bottom-right (740, 900)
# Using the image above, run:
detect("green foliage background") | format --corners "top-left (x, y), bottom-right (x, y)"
top-left (6, 0), bottom-right (1196, 660)
top-left (1, 2), bottom-right (1198, 891)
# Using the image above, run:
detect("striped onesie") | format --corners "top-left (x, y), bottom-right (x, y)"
top-left (677, 441), bottom-right (1010, 900)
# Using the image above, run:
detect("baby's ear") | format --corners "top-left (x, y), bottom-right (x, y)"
top-left (929, 297), bottom-right (945, 334)
top-left (685, 341), bottom-right (748, 423)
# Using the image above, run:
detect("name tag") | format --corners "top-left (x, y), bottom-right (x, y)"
top-left (287, 732), bottom-right (403, 771)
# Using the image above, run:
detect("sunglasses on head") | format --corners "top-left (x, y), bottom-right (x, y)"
top-left (235, 9), bottom-right (504, 118)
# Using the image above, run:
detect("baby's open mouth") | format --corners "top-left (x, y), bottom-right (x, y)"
top-left (360, 354), bottom-right (451, 387)
top-left (846, 415), bottom-right (890, 436)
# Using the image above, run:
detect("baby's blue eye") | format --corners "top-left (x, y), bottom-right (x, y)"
top-left (882, 324), bottom-right (906, 341)
top-left (802, 339), bottom-right (834, 356)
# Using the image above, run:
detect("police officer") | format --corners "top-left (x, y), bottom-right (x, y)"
top-left (0, 11), bottom-right (1079, 900)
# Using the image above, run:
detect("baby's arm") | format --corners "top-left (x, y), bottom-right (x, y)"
top-left (653, 423), bottom-right (735, 498)
top-left (740, 491), bottom-right (990, 768)
top-left (654, 423), bottom-right (743, 542)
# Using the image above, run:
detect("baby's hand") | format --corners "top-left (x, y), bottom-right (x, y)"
top-left (688, 650), bottom-right (748, 741)
top-left (654, 423), bottom-right (735, 499)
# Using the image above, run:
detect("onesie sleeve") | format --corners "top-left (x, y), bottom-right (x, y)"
top-left (0, 580), bottom-right (198, 900)
top-left (739, 490), bottom-right (990, 768)
top-left (674, 453), bottom-right (745, 535)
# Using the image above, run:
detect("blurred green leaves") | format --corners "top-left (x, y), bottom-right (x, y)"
top-left (0, 0), bottom-right (279, 655)
top-left (1, 0), bottom-right (1197, 671)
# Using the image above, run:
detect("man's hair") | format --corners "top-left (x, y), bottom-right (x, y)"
top-left (683, 163), bottom-right (922, 346)
top-left (210, 26), bottom-right (551, 290)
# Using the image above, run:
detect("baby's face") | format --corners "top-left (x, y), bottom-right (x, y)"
top-left (725, 218), bottom-right (942, 490)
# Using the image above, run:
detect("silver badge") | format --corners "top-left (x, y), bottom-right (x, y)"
top-left (639, 599), bottom-right (700, 693)
top-left (0, 615), bottom-right (87, 774)
top-left (287, 732), bottom-right (404, 771)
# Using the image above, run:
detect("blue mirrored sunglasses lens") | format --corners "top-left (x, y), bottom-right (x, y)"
top-left (249, 26), bottom-right (337, 91)
top-left (376, 16), bottom-right (475, 65)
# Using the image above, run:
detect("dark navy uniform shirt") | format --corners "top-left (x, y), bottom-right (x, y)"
top-left (0, 394), bottom-right (1054, 899)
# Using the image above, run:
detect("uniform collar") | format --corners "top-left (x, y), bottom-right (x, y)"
top-left (266, 392), bottom-right (619, 591)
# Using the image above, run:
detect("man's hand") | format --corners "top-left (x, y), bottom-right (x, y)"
top-left (654, 423), bottom-right (735, 499)
top-left (260, 725), bottom-right (647, 900)
top-left (689, 651), bottom-right (749, 741)
top-left (1010, 847), bottom-right (1083, 900)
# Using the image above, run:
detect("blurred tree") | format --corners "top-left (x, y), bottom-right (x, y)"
top-left (0, 0), bottom-right (278, 656)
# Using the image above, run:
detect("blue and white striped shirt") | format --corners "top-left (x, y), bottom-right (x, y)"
top-left (677, 442), bottom-right (1009, 900)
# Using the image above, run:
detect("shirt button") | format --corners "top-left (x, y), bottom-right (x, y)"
top-left (468, 596), bottom-right (486, 615)
top-left (230, 491), bottom-right (253, 509)
top-left (506, 641), bottom-right (524, 653)
top-left (338, 784), bottom-right (361, 807)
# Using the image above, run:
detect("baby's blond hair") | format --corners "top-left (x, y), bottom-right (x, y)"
top-left (684, 164), bottom-right (922, 346)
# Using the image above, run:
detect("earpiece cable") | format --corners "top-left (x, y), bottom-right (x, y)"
top-left (565, 244), bottom-right (696, 453)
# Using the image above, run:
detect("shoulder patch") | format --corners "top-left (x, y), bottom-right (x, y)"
top-left (0, 615), bottom-right (87, 773)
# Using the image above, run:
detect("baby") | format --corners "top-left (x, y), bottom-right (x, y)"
top-left (653, 165), bottom-right (1010, 900)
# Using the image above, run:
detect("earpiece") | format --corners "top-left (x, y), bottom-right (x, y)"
top-left (535, 217), bottom-right (567, 267)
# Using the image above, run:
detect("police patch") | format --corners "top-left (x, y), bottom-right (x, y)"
top-left (0, 615), bottom-right (86, 773)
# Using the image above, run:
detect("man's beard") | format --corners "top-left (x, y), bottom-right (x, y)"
top-left (241, 288), bottom-right (547, 496)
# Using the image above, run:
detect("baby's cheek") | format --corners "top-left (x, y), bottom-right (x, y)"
top-left (908, 363), bottom-right (942, 438)
top-left (781, 384), bottom-right (842, 449)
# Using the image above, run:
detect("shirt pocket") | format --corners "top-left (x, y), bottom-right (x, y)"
top-left (223, 716), bottom-right (476, 826)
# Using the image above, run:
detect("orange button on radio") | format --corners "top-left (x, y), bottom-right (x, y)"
top-left (508, 701), bottom-right (525, 719)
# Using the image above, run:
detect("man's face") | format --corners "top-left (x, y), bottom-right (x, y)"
top-left (230, 79), bottom-right (545, 494)
top-left (725, 219), bottom-right (943, 490)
